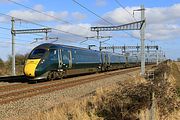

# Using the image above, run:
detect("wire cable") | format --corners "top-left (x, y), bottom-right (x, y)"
top-left (7, 0), bottom-right (69, 24)
top-left (0, 36), bottom-right (32, 44)
top-left (72, 0), bottom-right (139, 40)
top-left (0, 12), bottom-right (86, 38)
top-left (72, 0), bottom-right (113, 25)
top-left (7, 0), bottom-right (90, 31)
top-left (114, 0), bottom-right (137, 22)
top-left (0, 24), bottom-right (46, 39)
top-left (0, 26), bottom-right (11, 30)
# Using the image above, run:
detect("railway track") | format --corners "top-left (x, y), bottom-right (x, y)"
top-left (0, 66), bottom-right (154, 105)
top-left (0, 67), bottom-right (139, 105)
top-left (0, 75), bottom-right (29, 93)
top-left (0, 75), bottom-right (27, 82)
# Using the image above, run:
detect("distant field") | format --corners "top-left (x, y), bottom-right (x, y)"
top-left (173, 62), bottom-right (180, 88)
top-left (28, 61), bottom-right (180, 120)
top-left (0, 65), bottom-right (24, 76)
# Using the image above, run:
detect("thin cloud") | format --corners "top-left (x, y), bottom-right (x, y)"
top-left (102, 4), bottom-right (180, 41)
top-left (0, 4), bottom-right (87, 23)
top-left (71, 12), bottom-right (86, 21)
top-left (0, 4), bottom-right (69, 22)
top-left (7, 5), bottom-right (69, 22)
top-left (55, 23), bottom-right (95, 38)
top-left (95, 0), bottom-right (107, 7)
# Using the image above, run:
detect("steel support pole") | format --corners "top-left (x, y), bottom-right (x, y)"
top-left (97, 31), bottom-right (101, 51)
top-left (113, 45), bottom-right (115, 53)
top-left (156, 50), bottom-right (159, 65)
top-left (147, 46), bottom-right (149, 64)
top-left (11, 17), bottom-right (16, 75)
top-left (140, 5), bottom-right (145, 76)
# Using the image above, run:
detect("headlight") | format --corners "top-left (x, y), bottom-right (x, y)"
top-left (40, 59), bottom-right (45, 64)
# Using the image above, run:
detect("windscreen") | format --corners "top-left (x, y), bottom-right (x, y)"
top-left (28, 49), bottom-right (47, 59)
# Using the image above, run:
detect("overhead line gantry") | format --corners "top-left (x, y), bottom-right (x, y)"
top-left (91, 20), bottom-right (145, 31)
top-left (91, 5), bottom-right (146, 76)
top-left (11, 17), bottom-right (52, 75)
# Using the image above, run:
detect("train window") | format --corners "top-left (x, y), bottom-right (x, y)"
top-left (29, 49), bottom-right (47, 59)
top-left (63, 54), bottom-right (69, 61)
top-left (49, 49), bottom-right (58, 61)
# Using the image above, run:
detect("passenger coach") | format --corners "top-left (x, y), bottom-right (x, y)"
top-left (24, 43), bottom-right (128, 80)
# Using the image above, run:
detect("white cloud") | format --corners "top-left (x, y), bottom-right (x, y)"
top-left (95, 0), bottom-right (107, 7)
top-left (103, 7), bottom-right (139, 24)
top-left (33, 4), bottom-right (44, 11)
top-left (6, 6), bottom-right (69, 22)
top-left (55, 23), bottom-right (95, 38)
top-left (145, 24), bottom-right (180, 40)
top-left (50, 23), bottom-right (113, 44)
top-left (146, 4), bottom-right (180, 24)
top-left (0, 4), bottom-right (87, 23)
top-left (72, 12), bottom-right (86, 21)
top-left (102, 4), bottom-right (180, 41)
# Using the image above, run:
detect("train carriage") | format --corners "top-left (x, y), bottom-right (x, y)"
top-left (24, 43), bottom-right (102, 80)
top-left (24, 43), bottom-right (132, 80)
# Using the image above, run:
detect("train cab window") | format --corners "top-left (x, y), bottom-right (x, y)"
top-left (29, 49), bottom-right (47, 59)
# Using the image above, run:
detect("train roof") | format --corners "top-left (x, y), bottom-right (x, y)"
top-left (35, 43), bottom-right (99, 52)
top-left (34, 43), bottom-right (124, 56)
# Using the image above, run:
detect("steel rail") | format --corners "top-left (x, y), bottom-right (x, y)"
top-left (0, 67), bottom-right (140, 105)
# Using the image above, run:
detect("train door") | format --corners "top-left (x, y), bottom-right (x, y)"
top-left (101, 52), bottom-right (108, 71)
top-left (101, 53), bottom-right (106, 65)
top-left (104, 53), bottom-right (110, 65)
top-left (58, 49), bottom-right (63, 68)
top-left (62, 49), bottom-right (72, 69)
top-left (107, 54), bottom-right (110, 66)
top-left (68, 50), bottom-right (72, 68)
top-left (104, 53), bottom-right (108, 66)
top-left (105, 53), bottom-right (110, 70)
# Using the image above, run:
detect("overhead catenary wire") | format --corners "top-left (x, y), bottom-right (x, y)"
top-left (7, 0), bottom-right (91, 32)
top-left (0, 36), bottom-right (33, 43)
top-left (0, 24), bottom-right (49, 40)
top-left (0, 26), bottom-right (83, 45)
top-left (12, 22), bottom-right (47, 37)
top-left (0, 37), bottom-right (34, 46)
top-left (72, 0), bottom-right (113, 25)
top-left (0, 12), bottom-right (86, 38)
top-left (114, 0), bottom-right (137, 22)
top-left (0, 26), bottom-right (11, 30)
top-left (0, 30), bottom-right (47, 43)
top-left (0, 24), bottom-right (81, 45)
top-left (7, 0), bottom-right (69, 24)
top-left (0, 23), bottom-right (59, 44)
top-left (0, 26), bottom-right (34, 42)
top-left (72, 0), bottom-right (139, 40)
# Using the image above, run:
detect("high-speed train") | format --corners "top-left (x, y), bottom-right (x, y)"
top-left (24, 43), bottom-right (139, 80)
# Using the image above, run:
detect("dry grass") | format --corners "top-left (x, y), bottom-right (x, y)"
top-left (0, 65), bottom-right (24, 76)
top-left (172, 62), bottom-right (180, 88)
top-left (27, 61), bottom-right (180, 120)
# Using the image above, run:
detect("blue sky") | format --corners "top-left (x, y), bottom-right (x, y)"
top-left (0, 0), bottom-right (180, 60)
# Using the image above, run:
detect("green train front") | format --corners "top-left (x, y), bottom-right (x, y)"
top-left (24, 44), bottom-right (66, 80)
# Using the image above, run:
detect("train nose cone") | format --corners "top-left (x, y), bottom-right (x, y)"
top-left (24, 59), bottom-right (41, 77)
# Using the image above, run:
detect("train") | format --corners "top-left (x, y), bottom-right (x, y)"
top-left (24, 43), bottom-right (140, 80)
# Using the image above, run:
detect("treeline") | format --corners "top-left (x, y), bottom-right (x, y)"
top-left (178, 58), bottom-right (180, 62)
top-left (0, 54), bottom-right (28, 76)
